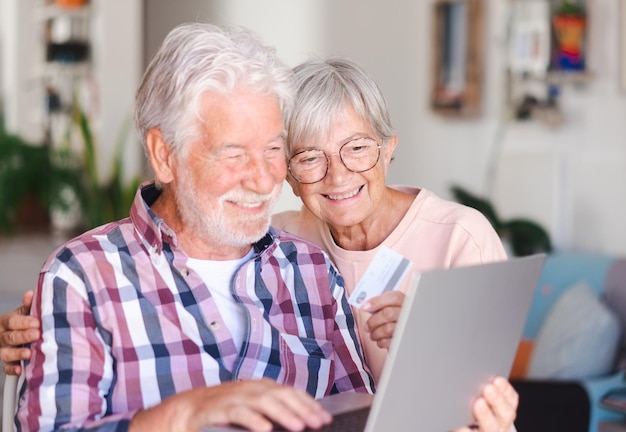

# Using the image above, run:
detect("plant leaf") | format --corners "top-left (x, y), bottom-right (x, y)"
top-left (450, 185), bottom-right (502, 230)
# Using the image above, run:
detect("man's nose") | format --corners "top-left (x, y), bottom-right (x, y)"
top-left (242, 156), bottom-right (284, 193)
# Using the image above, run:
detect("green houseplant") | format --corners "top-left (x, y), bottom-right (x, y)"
top-left (0, 104), bottom-right (142, 234)
top-left (0, 121), bottom-right (85, 233)
top-left (451, 185), bottom-right (553, 256)
top-left (58, 103), bottom-right (142, 230)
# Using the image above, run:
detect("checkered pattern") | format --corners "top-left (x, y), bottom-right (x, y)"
top-left (17, 182), bottom-right (374, 431)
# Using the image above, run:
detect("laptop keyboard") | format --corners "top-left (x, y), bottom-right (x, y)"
top-left (273, 406), bottom-right (371, 432)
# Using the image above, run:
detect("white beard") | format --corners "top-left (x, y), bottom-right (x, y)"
top-left (174, 168), bottom-right (281, 248)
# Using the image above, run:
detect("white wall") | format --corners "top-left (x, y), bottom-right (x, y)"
top-left (5, 0), bottom-right (625, 255)
top-left (0, 0), bottom-right (143, 182)
top-left (92, 0), bottom-right (144, 182)
top-left (285, 0), bottom-right (626, 256)
top-left (0, 0), bottom-right (42, 142)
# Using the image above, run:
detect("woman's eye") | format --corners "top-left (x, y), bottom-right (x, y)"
top-left (347, 145), bottom-right (365, 153)
top-left (299, 154), bottom-right (322, 164)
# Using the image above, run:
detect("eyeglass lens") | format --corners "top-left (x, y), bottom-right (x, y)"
top-left (288, 137), bottom-right (381, 184)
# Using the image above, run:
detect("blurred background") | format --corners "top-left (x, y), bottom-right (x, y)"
top-left (0, 0), bottom-right (625, 295)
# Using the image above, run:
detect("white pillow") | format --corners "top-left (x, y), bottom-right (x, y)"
top-left (528, 281), bottom-right (621, 379)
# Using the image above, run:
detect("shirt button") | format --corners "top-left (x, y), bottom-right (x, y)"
top-left (210, 321), bottom-right (220, 330)
top-left (150, 245), bottom-right (159, 254)
top-left (180, 268), bottom-right (189, 277)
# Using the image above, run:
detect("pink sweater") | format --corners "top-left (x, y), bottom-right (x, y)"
top-left (272, 186), bottom-right (507, 382)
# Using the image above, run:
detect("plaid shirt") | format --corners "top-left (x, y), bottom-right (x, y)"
top-left (17, 183), bottom-right (374, 431)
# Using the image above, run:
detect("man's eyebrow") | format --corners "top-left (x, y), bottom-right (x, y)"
top-left (272, 130), bottom-right (288, 142)
top-left (217, 131), bottom-right (287, 150)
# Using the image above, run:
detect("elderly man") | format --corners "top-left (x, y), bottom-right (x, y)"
top-left (11, 22), bottom-right (373, 432)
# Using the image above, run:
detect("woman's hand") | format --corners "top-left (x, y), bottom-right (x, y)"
top-left (361, 290), bottom-right (405, 349)
top-left (453, 376), bottom-right (519, 432)
top-left (0, 290), bottom-right (39, 375)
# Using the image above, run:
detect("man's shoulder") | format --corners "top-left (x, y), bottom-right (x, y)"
top-left (43, 218), bottom-right (135, 269)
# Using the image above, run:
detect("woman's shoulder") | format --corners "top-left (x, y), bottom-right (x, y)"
top-left (272, 205), bottom-right (315, 230)
top-left (413, 188), bottom-right (491, 225)
top-left (271, 206), bottom-right (324, 247)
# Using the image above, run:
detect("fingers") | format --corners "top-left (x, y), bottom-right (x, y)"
top-left (0, 314), bottom-right (40, 348)
top-left (0, 291), bottom-right (39, 374)
top-left (471, 376), bottom-right (518, 432)
top-left (194, 379), bottom-right (331, 431)
top-left (362, 291), bottom-right (405, 348)
top-left (486, 377), bottom-right (518, 426)
top-left (3, 359), bottom-right (25, 376)
top-left (133, 379), bottom-right (332, 432)
top-left (361, 290), bottom-right (405, 314)
top-left (21, 290), bottom-right (35, 310)
top-left (250, 382), bottom-right (331, 431)
top-left (0, 291), bottom-right (37, 331)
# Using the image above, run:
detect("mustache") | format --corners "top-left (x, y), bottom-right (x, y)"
top-left (219, 185), bottom-right (281, 206)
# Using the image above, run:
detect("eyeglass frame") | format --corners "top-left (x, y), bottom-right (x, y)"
top-left (287, 137), bottom-right (383, 184)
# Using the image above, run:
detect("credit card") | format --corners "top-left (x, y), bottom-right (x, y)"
top-left (348, 246), bottom-right (412, 309)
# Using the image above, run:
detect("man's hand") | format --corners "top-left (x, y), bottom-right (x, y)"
top-left (130, 378), bottom-right (333, 432)
top-left (0, 290), bottom-right (39, 375)
top-left (453, 376), bottom-right (519, 432)
top-left (361, 290), bottom-right (405, 349)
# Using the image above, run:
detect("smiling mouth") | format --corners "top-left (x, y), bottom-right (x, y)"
top-left (231, 200), bottom-right (266, 209)
top-left (324, 186), bottom-right (363, 201)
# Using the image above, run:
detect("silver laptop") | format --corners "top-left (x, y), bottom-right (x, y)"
top-left (204, 254), bottom-right (546, 432)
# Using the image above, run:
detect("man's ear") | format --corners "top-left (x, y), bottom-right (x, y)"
top-left (145, 128), bottom-right (176, 184)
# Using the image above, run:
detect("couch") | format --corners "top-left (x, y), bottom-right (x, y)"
top-left (510, 252), bottom-right (626, 432)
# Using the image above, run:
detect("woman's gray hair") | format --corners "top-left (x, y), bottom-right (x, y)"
top-left (288, 57), bottom-right (395, 152)
top-left (135, 22), bottom-right (295, 155)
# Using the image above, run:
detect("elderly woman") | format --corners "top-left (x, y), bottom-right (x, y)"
top-left (272, 57), bottom-right (515, 431)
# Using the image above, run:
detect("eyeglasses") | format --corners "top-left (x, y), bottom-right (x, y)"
top-left (288, 137), bottom-right (382, 184)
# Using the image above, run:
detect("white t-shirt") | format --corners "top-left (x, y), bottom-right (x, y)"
top-left (186, 248), bottom-right (254, 350)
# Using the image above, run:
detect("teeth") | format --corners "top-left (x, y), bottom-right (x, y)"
top-left (236, 201), bottom-right (264, 208)
top-left (326, 187), bottom-right (360, 200)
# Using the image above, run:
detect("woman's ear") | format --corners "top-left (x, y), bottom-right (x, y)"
top-left (145, 128), bottom-right (176, 185)
top-left (286, 174), bottom-right (301, 198)
top-left (383, 135), bottom-right (398, 168)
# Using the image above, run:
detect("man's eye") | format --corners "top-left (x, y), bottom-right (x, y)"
top-left (221, 151), bottom-right (245, 160)
top-left (216, 153), bottom-right (245, 165)
top-left (266, 146), bottom-right (285, 155)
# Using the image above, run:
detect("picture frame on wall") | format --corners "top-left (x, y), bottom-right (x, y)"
top-left (430, 0), bottom-right (484, 118)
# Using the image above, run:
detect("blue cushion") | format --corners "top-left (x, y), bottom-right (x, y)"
top-left (521, 252), bottom-right (617, 340)
top-left (528, 281), bottom-right (621, 379)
